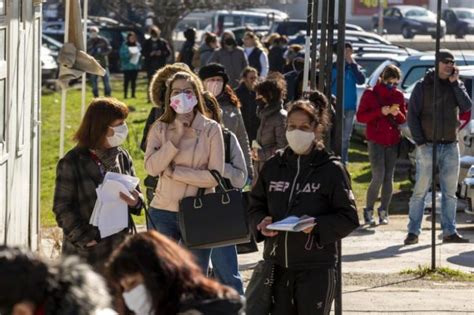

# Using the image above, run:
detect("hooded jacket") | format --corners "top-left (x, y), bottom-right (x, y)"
top-left (249, 148), bottom-right (360, 269)
top-left (357, 82), bottom-right (407, 146)
top-left (208, 32), bottom-right (248, 88)
top-left (331, 62), bottom-right (366, 111)
top-left (254, 101), bottom-right (288, 175)
top-left (408, 69), bottom-right (471, 145)
top-left (217, 93), bottom-right (253, 178)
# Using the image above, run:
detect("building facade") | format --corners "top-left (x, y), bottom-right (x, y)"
top-left (0, 0), bottom-right (42, 249)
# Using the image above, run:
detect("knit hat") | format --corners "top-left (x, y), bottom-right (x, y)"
top-left (198, 63), bottom-right (229, 86)
top-left (437, 49), bottom-right (455, 61)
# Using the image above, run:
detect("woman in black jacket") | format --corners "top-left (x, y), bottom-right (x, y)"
top-left (53, 98), bottom-right (143, 272)
top-left (248, 92), bottom-right (360, 315)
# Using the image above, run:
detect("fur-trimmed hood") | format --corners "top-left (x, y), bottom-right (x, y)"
top-left (149, 64), bottom-right (203, 108)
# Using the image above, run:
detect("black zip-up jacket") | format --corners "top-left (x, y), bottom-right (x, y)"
top-left (408, 69), bottom-right (471, 145)
top-left (249, 147), bottom-right (359, 269)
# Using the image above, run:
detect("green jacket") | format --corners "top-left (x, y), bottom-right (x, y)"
top-left (119, 42), bottom-right (142, 71)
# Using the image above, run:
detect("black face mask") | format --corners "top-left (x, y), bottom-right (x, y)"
top-left (293, 60), bottom-right (304, 72)
top-left (224, 38), bottom-right (235, 46)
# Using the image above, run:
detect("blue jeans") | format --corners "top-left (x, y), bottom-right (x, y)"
top-left (342, 110), bottom-right (356, 164)
top-left (147, 208), bottom-right (212, 273)
top-left (90, 68), bottom-right (111, 97)
top-left (407, 143), bottom-right (459, 237)
top-left (211, 245), bottom-right (244, 295)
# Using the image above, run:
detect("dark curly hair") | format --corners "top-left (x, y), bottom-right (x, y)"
top-left (106, 231), bottom-right (239, 315)
top-left (255, 78), bottom-right (286, 104)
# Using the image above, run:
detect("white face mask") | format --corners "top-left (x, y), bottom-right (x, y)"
top-left (205, 81), bottom-right (224, 97)
top-left (107, 123), bottom-right (128, 147)
top-left (286, 129), bottom-right (315, 155)
top-left (122, 284), bottom-right (154, 315)
top-left (170, 92), bottom-right (198, 114)
top-left (90, 32), bottom-right (98, 39)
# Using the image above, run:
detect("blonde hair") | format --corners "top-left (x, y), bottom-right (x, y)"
top-left (159, 72), bottom-right (210, 123)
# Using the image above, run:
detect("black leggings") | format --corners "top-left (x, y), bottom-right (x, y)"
top-left (271, 265), bottom-right (336, 315)
top-left (123, 70), bottom-right (138, 98)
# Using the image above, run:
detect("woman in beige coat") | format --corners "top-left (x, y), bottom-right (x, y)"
top-left (144, 71), bottom-right (224, 272)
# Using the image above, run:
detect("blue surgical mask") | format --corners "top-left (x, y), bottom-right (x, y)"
top-left (384, 82), bottom-right (397, 91)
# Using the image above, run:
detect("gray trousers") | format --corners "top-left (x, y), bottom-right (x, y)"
top-left (366, 141), bottom-right (398, 211)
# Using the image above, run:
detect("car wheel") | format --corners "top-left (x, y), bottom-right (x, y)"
top-left (455, 27), bottom-right (466, 39)
top-left (402, 26), bottom-right (414, 39)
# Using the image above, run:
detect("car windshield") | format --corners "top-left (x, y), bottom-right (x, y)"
top-left (405, 9), bottom-right (430, 17)
top-left (456, 10), bottom-right (474, 19)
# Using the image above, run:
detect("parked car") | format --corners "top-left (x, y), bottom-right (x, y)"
top-left (402, 66), bottom-right (474, 195)
top-left (289, 29), bottom-right (393, 46)
top-left (227, 25), bottom-right (270, 46)
top-left (176, 10), bottom-right (285, 36)
top-left (42, 34), bottom-right (62, 58)
top-left (354, 53), bottom-right (474, 139)
top-left (43, 20), bottom-right (144, 73)
top-left (443, 8), bottom-right (474, 38)
top-left (41, 46), bottom-right (58, 87)
top-left (372, 5), bottom-right (446, 39)
top-left (269, 19), bottom-right (364, 38)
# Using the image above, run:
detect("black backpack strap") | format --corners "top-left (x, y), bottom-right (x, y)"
top-left (222, 128), bottom-right (232, 163)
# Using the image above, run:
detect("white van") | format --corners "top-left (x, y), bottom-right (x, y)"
top-left (175, 9), bottom-right (286, 37)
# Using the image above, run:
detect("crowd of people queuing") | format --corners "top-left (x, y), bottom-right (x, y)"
top-left (2, 24), bottom-right (472, 315)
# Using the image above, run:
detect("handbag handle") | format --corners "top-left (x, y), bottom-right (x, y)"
top-left (193, 170), bottom-right (232, 209)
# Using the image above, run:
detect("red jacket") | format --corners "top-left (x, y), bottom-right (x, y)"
top-left (356, 82), bottom-right (407, 146)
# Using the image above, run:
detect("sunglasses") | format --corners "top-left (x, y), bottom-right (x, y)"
top-left (441, 59), bottom-right (455, 65)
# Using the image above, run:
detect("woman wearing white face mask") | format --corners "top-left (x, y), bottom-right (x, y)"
top-left (248, 92), bottom-right (360, 315)
top-left (53, 98), bottom-right (144, 272)
top-left (107, 231), bottom-right (244, 315)
top-left (144, 71), bottom-right (225, 273)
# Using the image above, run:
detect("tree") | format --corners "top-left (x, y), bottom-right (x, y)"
top-left (89, 0), bottom-right (269, 45)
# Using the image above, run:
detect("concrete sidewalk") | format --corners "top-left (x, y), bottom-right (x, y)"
top-left (238, 214), bottom-right (474, 314)
top-left (238, 214), bottom-right (474, 273)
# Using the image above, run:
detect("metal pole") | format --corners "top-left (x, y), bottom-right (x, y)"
top-left (324, 0), bottom-right (335, 98)
top-left (335, 1), bottom-right (346, 313)
top-left (317, 0), bottom-right (328, 92)
top-left (81, 0), bottom-right (89, 117)
top-left (310, 0), bottom-right (319, 90)
top-left (377, 0), bottom-right (384, 35)
top-left (60, 0), bottom-right (71, 158)
top-left (431, 0), bottom-right (442, 271)
top-left (302, 0), bottom-right (313, 93)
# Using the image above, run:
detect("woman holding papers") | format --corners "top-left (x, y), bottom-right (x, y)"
top-left (119, 32), bottom-right (141, 99)
top-left (144, 71), bottom-right (225, 273)
top-left (248, 92), bottom-right (360, 315)
top-left (53, 98), bottom-right (143, 271)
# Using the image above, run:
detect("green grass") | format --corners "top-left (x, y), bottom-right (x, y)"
top-left (40, 75), bottom-right (413, 227)
top-left (347, 140), bottom-right (413, 215)
top-left (401, 265), bottom-right (474, 282)
top-left (41, 74), bottom-right (150, 227)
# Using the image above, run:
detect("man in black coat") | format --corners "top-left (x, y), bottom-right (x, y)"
top-left (235, 66), bottom-right (260, 143)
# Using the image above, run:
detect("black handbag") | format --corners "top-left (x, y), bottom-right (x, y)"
top-left (178, 170), bottom-right (250, 249)
top-left (245, 260), bottom-right (275, 315)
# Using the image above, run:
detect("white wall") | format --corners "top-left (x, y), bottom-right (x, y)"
top-left (0, 0), bottom-right (41, 249)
